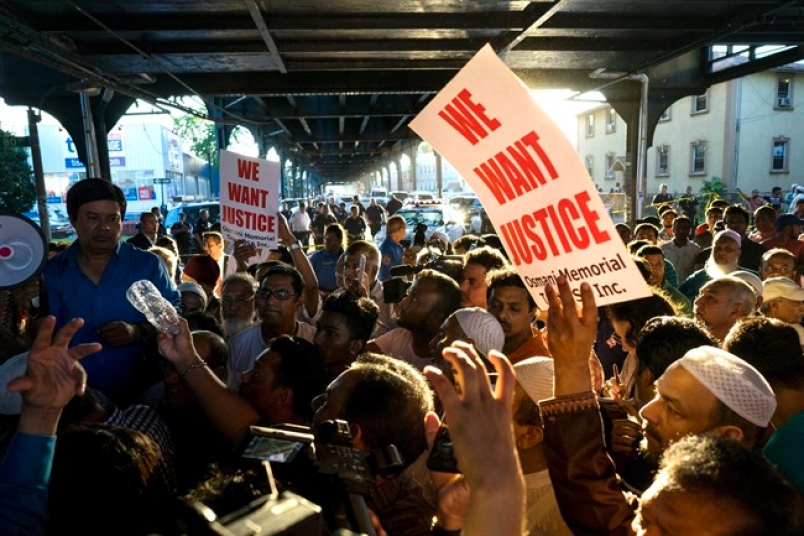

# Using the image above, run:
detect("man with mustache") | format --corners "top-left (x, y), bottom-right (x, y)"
top-left (43, 178), bottom-right (180, 406)
top-left (225, 263), bottom-right (316, 389)
top-left (538, 276), bottom-right (777, 535)
top-left (486, 268), bottom-right (549, 363)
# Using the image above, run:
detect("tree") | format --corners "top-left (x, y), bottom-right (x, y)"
top-left (173, 114), bottom-right (218, 168)
top-left (0, 129), bottom-right (36, 213)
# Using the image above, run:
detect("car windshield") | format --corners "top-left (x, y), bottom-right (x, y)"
top-left (396, 209), bottom-right (449, 227)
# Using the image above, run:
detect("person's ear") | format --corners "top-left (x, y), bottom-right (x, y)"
top-left (516, 424), bottom-right (544, 450)
top-left (709, 424), bottom-right (745, 444)
top-left (349, 338), bottom-right (364, 357)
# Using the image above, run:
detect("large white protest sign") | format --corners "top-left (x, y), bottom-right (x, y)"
top-left (409, 44), bottom-right (650, 308)
top-left (219, 150), bottom-right (280, 249)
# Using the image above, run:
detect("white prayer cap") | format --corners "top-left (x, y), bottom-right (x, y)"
top-left (513, 356), bottom-right (554, 404)
top-left (731, 270), bottom-right (763, 300)
top-left (676, 346), bottom-right (776, 427)
top-left (713, 229), bottom-right (742, 248)
top-left (452, 307), bottom-right (505, 358)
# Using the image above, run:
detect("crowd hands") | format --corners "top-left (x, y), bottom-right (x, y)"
top-left (1, 178), bottom-right (803, 535)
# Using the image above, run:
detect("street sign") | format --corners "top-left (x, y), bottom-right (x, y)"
top-left (153, 178), bottom-right (172, 184)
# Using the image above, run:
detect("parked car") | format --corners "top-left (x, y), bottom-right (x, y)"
top-left (373, 203), bottom-right (464, 245)
top-left (164, 201), bottom-right (221, 231)
top-left (22, 207), bottom-right (75, 240)
top-left (403, 191), bottom-right (438, 205)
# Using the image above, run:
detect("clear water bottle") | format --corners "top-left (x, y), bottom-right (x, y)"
top-left (126, 280), bottom-right (181, 334)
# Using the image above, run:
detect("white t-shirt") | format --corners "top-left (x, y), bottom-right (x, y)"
top-left (289, 211), bottom-right (311, 232)
top-left (226, 321), bottom-right (316, 389)
top-left (372, 327), bottom-right (432, 371)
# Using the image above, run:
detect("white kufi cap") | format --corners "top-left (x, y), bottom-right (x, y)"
top-left (513, 356), bottom-right (554, 404)
top-left (452, 307), bottom-right (505, 358)
top-left (677, 346), bottom-right (776, 427)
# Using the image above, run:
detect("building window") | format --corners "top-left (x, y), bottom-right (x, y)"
top-left (690, 141), bottom-right (707, 175)
top-left (691, 91), bottom-right (709, 114)
top-left (584, 155), bottom-right (594, 178)
top-left (771, 138), bottom-right (789, 172)
top-left (605, 153), bottom-right (615, 179)
top-left (585, 113), bottom-right (595, 137)
top-left (656, 145), bottom-right (670, 176)
top-left (776, 77), bottom-right (793, 109)
top-left (605, 107), bottom-right (617, 133)
top-left (659, 107), bottom-right (671, 121)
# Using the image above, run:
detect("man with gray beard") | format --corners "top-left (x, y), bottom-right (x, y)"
top-left (220, 273), bottom-right (257, 339)
top-left (679, 229), bottom-right (750, 302)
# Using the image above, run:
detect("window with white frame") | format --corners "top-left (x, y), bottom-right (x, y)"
top-left (659, 107), bottom-right (671, 121)
top-left (771, 138), bottom-right (789, 172)
top-left (585, 113), bottom-right (595, 137)
top-left (605, 107), bottom-right (617, 133)
top-left (690, 141), bottom-right (707, 175)
top-left (605, 153), bottom-right (615, 178)
top-left (776, 77), bottom-right (793, 109)
top-left (585, 155), bottom-right (594, 178)
top-left (656, 145), bottom-right (670, 176)
top-left (691, 91), bottom-right (709, 114)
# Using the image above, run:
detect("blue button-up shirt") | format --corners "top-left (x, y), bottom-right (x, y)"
top-left (44, 241), bottom-right (180, 404)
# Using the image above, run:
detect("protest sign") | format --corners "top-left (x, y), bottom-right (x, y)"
top-left (409, 44), bottom-right (651, 308)
top-left (219, 150), bottom-right (280, 249)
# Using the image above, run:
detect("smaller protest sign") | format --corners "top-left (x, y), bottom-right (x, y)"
top-left (219, 150), bottom-right (280, 249)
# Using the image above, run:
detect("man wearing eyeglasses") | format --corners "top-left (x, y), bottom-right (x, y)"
top-left (220, 273), bottom-right (258, 339)
top-left (225, 263), bottom-right (317, 389)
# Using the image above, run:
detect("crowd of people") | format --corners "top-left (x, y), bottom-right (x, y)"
top-left (0, 178), bottom-right (803, 535)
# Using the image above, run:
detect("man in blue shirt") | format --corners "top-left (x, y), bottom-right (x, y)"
top-left (309, 223), bottom-right (345, 293)
top-left (44, 178), bottom-right (180, 406)
top-left (379, 214), bottom-right (406, 281)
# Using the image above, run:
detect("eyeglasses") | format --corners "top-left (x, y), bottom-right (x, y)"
top-left (255, 289), bottom-right (297, 301)
top-left (221, 295), bottom-right (255, 307)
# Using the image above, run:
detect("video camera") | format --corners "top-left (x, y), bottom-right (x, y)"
top-left (383, 251), bottom-right (465, 303)
top-left (180, 419), bottom-right (403, 536)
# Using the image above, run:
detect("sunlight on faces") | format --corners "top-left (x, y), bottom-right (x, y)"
top-left (72, 200), bottom-right (122, 255)
top-left (488, 286), bottom-right (535, 339)
top-left (641, 253), bottom-right (665, 287)
top-left (712, 237), bottom-right (740, 267)
top-left (634, 479), bottom-right (756, 536)
top-left (638, 364), bottom-right (720, 452)
top-left (694, 281), bottom-right (739, 333)
top-left (460, 263), bottom-right (489, 308)
top-left (760, 254), bottom-right (795, 280)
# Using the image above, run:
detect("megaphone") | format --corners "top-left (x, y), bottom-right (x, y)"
top-left (0, 211), bottom-right (48, 290)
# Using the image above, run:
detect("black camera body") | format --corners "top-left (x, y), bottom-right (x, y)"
top-left (383, 253), bottom-right (465, 303)
top-left (235, 420), bottom-right (402, 536)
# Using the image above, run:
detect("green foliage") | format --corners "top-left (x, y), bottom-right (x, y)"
top-left (700, 177), bottom-right (726, 197)
top-left (173, 114), bottom-right (218, 168)
top-left (0, 129), bottom-right (36, 212)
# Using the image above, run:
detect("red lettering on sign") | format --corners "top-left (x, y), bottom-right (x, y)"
top-left (237, 159), bottom-right (260, 181)
top-left (227, 183), bottom-right (269, 208)
top-left (222, 206), bottom-right (276, 233)
top-left (438, 89), bottom-right (501, 145)
top-left (498, 191), bottom-right (611, 266)
top-left (472, 130), bottom-right (559, 204)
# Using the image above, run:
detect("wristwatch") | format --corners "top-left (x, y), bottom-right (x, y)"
top-left (289, 242), bottom-right (303, 251)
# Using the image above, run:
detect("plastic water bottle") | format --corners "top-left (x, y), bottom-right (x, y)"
top-left (126, 280), bottom-right (181, 334)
